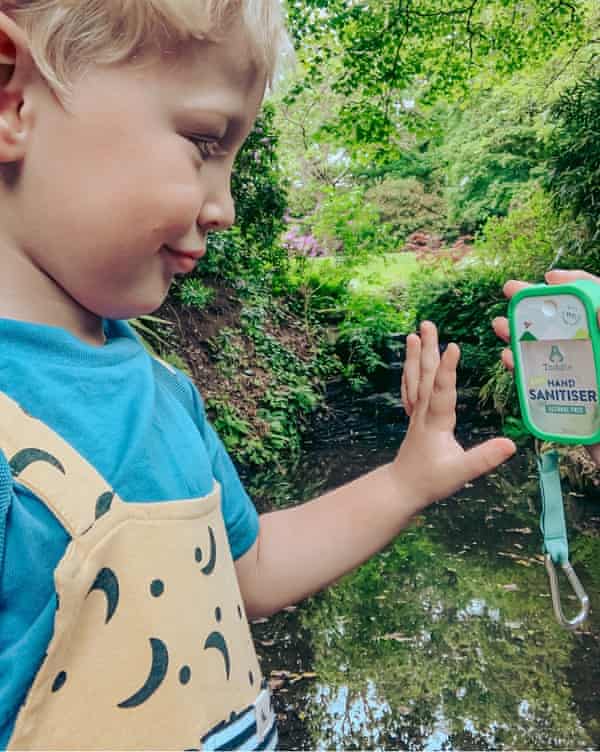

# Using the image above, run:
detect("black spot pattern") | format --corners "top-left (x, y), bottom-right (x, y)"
top-left (87, 568), bottom-right (120, 624)
top-left (179, 665), bottom-right (191, 685)
top-left (51, 671), bottom-right (67, 693)
top-left (95, 491), bottom-right (114, 519)
top-left (150, 579), bottom-right (164, 597)
top-left (200, 527), bottom-right (216, 575)
top-left (9, 448), bottom-right (65, 477)
top-left (118, 638), bottom-right (169, 709)
top-left (204, 632), bottom-right (231, 680)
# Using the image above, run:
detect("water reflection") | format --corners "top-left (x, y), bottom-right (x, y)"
top-left (245, 391), bottom-right (600, 750)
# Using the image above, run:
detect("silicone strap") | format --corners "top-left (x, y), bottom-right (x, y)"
top-left (537, 449), bottom-right (569, 565)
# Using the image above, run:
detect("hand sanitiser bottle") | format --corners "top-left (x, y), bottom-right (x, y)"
top-left (508, 279), bottom-right (599, 630)
top-left (509, 280), bottom-right (600, 445)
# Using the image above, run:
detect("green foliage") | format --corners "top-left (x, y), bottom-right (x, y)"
top-left (443, 102), bottom-right (543, 233)
top-left (175, 278), bottom-right (215, 310)
top-left (479, 361), bottom-right (519, 419)
top-left (310, 186), bottom-right (396, 258)
top-left (336, 292), bottom-right (411, 389)
top-left (284, 255), bottom-right (415, 389)
top-left (412, 185), bottom-right (597, 433)
top-left (287, 0), bottom-right (587, 147)
top-left (201, 103), bottom-right (288, 283)
top-left (546, 70), bottom-right (600, 243)
top-left (207, 398), bottom-right (253, 449)
top-left (129, 315), bottom-right (174, 357)
top-left (205, 297), bottom-right (335, 467)
top-left (409, 186), bottom-right (579, 402)
top-left (571, 534), bottom-right (600, 586)
top-left (474, 187), bottom-right (565, 279)
top-left (408, 261), bottom-right (507, 383)
top-left (366, 177), bottom-right (447, 240)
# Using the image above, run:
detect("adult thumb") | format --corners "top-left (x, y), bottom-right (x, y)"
top-left (461, 438), bottom-right (516, 484)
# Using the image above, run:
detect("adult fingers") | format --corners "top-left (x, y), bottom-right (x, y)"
top-left (587, 443), bottom-right (600, 467)
top-left (501, 347), bottom-right (514, 370)
top-left (545, 269), bottom-right (600, 284)
top-left (503, 280), bottom-right (531, 300)
top-left (492, 316), bottom-right (509, 343)
top-left (546, 271), bottom-right (600, 329)
top-left (492, 319), bottom-right (514, 371)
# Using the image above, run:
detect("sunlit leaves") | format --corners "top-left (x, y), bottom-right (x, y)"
top-left (285, 0), bottom-right (588, 145)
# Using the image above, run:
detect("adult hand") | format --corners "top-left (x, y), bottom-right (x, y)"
top-left (492, 269), bottom-right (600, 466)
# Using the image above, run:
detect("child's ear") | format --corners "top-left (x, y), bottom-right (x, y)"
top-left (0, 11), bottom-right (34, 163)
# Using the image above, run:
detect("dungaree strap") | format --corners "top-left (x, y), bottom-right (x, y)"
top-left (0, 391), bottom-right (116, 538)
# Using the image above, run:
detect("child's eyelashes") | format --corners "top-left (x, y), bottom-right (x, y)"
top-left (185, 134), bottom-right (227, 160)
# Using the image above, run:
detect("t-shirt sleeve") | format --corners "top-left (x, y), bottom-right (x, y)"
top-left (175, 370), bottom-right (259, 560)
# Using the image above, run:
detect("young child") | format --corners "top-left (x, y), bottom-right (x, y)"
top-left (0, 2), bottom-right (516, 749)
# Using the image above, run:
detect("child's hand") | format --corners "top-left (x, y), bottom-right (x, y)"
top-left (492, 269), bottom-right (600, 466)
top-left (394, 321), bottom-right (516, 508)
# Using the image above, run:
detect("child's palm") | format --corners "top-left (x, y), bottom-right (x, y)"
top-left (396, 323), bottom-right (515, 508)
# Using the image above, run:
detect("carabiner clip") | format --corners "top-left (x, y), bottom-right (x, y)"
top-left (544, 554), bottom-right (590, 631)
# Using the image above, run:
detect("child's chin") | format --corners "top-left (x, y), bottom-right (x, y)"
top-left (85, 297), bottom-right (166, 321)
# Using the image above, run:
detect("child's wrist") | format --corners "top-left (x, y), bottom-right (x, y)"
top-left (384, 460), bottom-right (431, 516)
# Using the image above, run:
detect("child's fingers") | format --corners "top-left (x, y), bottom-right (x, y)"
top-left (457, 437), bottom-right (516, 486)
top-left (428, 342), bottom-right (459, 426)
top-left (401, 370), bottom-right (410, 416)
top-left (402, 333), bottom-right (421, 413)
top-left (416, 321), bottom-right (440, 412)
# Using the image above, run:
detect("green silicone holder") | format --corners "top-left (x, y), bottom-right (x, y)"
top-left (509, 280), bottom-right (600, 445)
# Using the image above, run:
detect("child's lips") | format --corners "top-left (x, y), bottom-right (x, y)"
top-left (165, 246), bottom-right (206, 259)
top-left (161, 245), bottom-right (204, 272)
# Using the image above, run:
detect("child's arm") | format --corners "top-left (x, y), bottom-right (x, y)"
top-left (492, 268), bottom-right (600, 466)
top-left (235, 321), bottom-right (516, 618)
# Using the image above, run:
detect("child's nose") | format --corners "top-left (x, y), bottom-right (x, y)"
top-left (197, 187), bottom-right (235, 232)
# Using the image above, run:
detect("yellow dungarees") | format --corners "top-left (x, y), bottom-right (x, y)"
top-left (1, 391), bottom-right (276, 751)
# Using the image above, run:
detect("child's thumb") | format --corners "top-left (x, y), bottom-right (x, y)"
top-left (460, 438), bottom-right (516, 484)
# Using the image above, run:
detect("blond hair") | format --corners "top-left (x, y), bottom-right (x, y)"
top-left (4, 0), bottom-right (291, 99)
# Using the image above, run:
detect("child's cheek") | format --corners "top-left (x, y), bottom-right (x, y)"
top-left (144, 184), bottom-right (203, 238)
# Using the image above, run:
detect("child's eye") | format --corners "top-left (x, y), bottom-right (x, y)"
top-left (186, 135), bottom-right (225, 160)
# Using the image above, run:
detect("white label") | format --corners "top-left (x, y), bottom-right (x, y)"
top-left (515, 295), bottom-right (600, 437)
top-left (254, 688), bottom-right (274, 742)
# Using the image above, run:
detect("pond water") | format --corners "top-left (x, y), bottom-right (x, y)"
top-left (242, 381), bottom-right (600, 751)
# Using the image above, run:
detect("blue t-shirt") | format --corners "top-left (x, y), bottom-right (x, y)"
top-left (0, 317), bottom-right (259, 747)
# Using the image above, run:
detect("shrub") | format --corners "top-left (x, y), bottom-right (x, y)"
top-left (309, 186), bottom-right (396, 259)
top-left (200, 103), bottom-right (289, 284)
top-left (175, 278), bottom-right (215, 310)
top-left (365, 177), bottom-right (447, 242)
top-left (442, 86), bottom-right (546, 234)
top-left (546, 71), bottom-right (600, 242)
top-left (473, 187), bottom-right (564, 280)
top-left (408, 261), bottom-right (507, 385)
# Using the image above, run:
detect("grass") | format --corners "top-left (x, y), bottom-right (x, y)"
top-left (298, 252), bottom-right (418, 295)
top-left (346, 252), bottom-right (418, 294)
